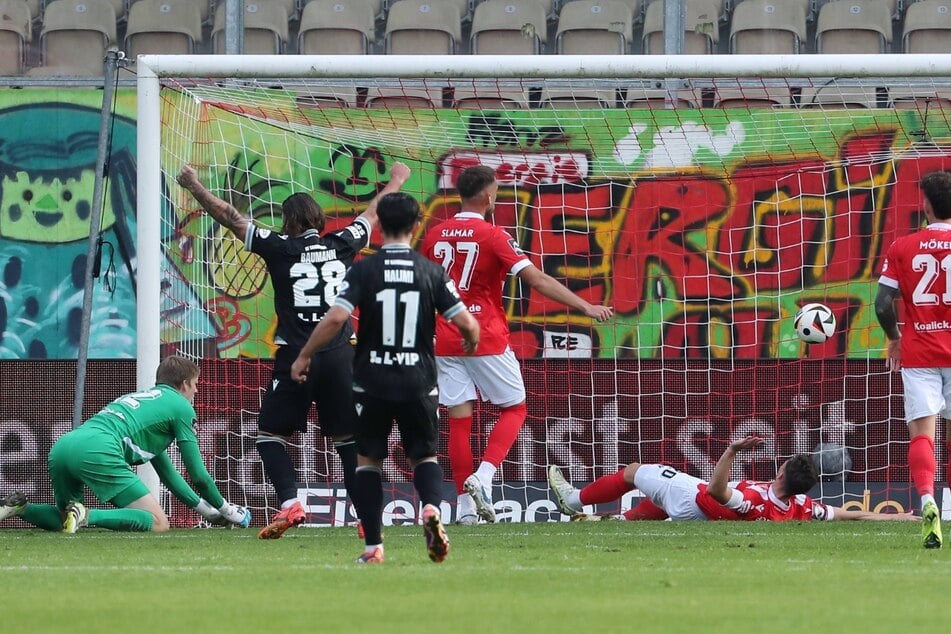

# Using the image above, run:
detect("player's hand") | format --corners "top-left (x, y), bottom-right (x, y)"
top-left (176, 165), bottom-right (199, 190)
top-left (461, 334), bottom-right (479, 355)
top-left (728, 435), bottom-right (766, 452)
top-left (584, 304), bottom-right (614, 322)
top-left (218, 502), bottom-right (252, 528)
top-left (390, 161), bottom-right (411, 184)
top-left (290, 355), bottom-right (310, 383)
top-left (885, 338), bottom-right (901, 371)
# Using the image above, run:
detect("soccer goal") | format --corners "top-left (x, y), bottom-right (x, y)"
top-left (139, 54), bottom-right (951, 526)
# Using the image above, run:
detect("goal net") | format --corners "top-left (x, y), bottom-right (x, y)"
top-left (138, 54), bottom-right (951, 526)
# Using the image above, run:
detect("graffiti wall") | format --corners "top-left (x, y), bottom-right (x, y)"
top-left (2, 90), bottom-right (951, 359)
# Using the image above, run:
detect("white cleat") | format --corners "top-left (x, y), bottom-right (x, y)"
top-left (0, 492), bottom-right (26, 521)
top-left (547, 465), bottom-right (581, 516)
top-left (463, 474), bottom-right (496, 523)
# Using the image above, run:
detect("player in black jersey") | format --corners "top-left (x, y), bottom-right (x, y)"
top-left (177, 161), bottom-right (410, 539)
top-left (290, 192), bottom-right (480, 564)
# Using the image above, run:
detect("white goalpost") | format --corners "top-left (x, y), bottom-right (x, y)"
top-left (139, 53), bottom-right (951, 526)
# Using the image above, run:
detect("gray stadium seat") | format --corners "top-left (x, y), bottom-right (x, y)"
top-left (125, 0), bottom-right (204, 59)
top-left (384, 0), bottom-right (462, 54)
top-left (298, 0), bottom-right (375, 55)
top-left (35, 0), bottom-right (117, 76)
top-left (130, 0), bottom-right (211, 23)
top-left (642, 0), bottom-right (721, 54)
top-left (211, 1), bottom-right (289, 54)
top-left (729, 0), bottom-right (807, 54)
top-left (903, 0), bottom-right (951, 53)
top-left (0, 0), bottom-right (31, 74)
top-left (555, 0), bottom-right (634, 54)
top-left (470, 0), bottom-right (548, 54)
top-left (816, 0), bottom-right (893, 54)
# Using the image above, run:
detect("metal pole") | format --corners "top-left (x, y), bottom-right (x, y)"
top-left (663, 0), bottom-right (686, 108)
top-left (72, 49), bottom-right (122, 429)
top-left (225, 0), bottom-right (245, 54)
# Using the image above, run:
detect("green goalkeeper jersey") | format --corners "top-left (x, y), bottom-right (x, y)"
top-left (82, 384), bottom-right (224, 508)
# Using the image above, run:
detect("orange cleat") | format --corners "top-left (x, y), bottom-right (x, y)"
top-left (422, 504), bottom-right (450, 563)
top-left (258, 500), bottom-right (306, 539)
top-left (356, 546), bottom-right (384, 564)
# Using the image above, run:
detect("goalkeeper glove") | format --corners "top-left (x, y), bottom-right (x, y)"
top-left (218, 502), bottom-right (252, 528)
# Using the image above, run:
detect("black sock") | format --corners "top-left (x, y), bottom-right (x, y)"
top-left (256, 438), bottom-right (298, 504)
top-left (334, 439), bottom-right (358, 503)
top-left (413, 460), bottom-right (444, 508)
top-left (352, 466), bottom-right (384, 545)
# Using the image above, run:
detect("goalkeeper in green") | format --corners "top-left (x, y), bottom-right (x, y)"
top-left (0, 356), bottom-right (250, 532)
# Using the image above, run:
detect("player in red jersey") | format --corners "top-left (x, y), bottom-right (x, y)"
top-left (875, 170), bottom-right (951, 548)
top-left (421, 165), bottom-right (613, 524)
top-left (548, 436), bottom-right (915, 523)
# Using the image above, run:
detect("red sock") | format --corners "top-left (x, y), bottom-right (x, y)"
top-left (579, 469), bottom-right (634, 505)
top-left (623, 498), bottom-right (669, 521)
top-left (909, 434), bottom-right (936, 497)
top-left (482, 402), bottom-right (527, 467)
top-left (448, 416), bottom-right (474, 494)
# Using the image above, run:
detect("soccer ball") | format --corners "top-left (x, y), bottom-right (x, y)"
top-left (794, 303), bottom-right (836, 344)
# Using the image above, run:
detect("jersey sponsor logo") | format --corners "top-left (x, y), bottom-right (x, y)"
top-left (467, 303), bottom-right (482, 313)
top-left (256, 228), bottom-right (272, 239)
top-left (507, 238), bottom-right (525, 256)
top-left (914, 319), bottom-right (951, 332)
top-left (370, 350), bottom-right (421, 366)
top-left (272, 379), bottom-right (279, 391)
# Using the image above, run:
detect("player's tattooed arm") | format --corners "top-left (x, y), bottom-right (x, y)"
top-left (177, 165), bottom-right (251, 240)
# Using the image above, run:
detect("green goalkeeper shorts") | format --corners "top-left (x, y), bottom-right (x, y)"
top-left (47, 427), bottom-right (150, 509)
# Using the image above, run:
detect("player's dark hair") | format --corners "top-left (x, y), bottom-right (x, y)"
top-left (921, 171), bottom-right (951, 220)
top-left (155, 355), bottom-right (200, 388)
top-left (282, 192), bottom-right (325, 235)
top-left (784, 454), bottom-right (819, 496)
top-left (377, 192), bottom-right (420, 237)
top-left (456, 165), bottom-right (496, 200)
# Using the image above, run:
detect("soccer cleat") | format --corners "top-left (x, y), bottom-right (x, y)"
top-left (0, 492), bottom-right (26, 521)
top-left (570, 513), bottom-right (625, 522)
top-left (62, 501), bottom-right (87, 534)
top-left (922, 500), bottom-right (943, 549)
top-left (422, 504), bottom-right (450, 563)
top-left (548, 465), bottom-right (580, 516)
top-left (258, 500), bottom-right (306, 539)
top-left (463, 474), bottom-right (496, 523)
top-left (356, 546), bottom-right (385, 564)
top-left (455, 514), bottom-right (478, 526)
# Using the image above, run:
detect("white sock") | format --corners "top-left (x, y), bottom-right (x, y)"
top-left (922, 493), bottom-right (936, 508)
top-left (365, 544), bottom-right (383, 554)
top-left (567, 490), bottom-right (583, 513)
top-left (475, 461), bottom-right (496, 486)
top-left (281, 499), bottom-right (299, 510)
top-left (458, 493), bottom-right (476, 516)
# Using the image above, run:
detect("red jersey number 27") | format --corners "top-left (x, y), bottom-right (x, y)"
top-left (433, 241), bottom-right (480, 290)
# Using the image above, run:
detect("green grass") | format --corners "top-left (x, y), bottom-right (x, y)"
top-left (2, 520), bottom-right (950, 633)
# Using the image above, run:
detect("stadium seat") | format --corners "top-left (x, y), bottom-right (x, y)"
top-left (889, 87), bottom-right (951, 110)
top-left (452, 83), bottom-right (528, 108)
top-left (384, 0), bottom-right (462, 54)
top-left (714, 85), bottom-right (790, 108)
top-left (815, 0), bottom-right (893, 53)
top-left (298, 0), bottom-right (375, 54)
top-left (97, 0), bottom-right (125, 21)
top-left (800, 84), bottom-right (882, 109)
top-left (903, 0), bottom-right (951, 53)
top-left (0, 0), bottom-right (31, 74)
top-left (295, 85), bottom-right (360, 108)
top-left (470, 0), bottom-right (548, 54)
top-left (625, 86), bottom-right (700, 108)
top-left (540, 86), bottom-right (620, 108)
top-left (365, 84), bottom-right (444, 108)
top-left (35, 0), bottom-right (116, 76)
top-left (125, 0), bottom-right (204, 59)
top-left (211, 1), bottom-right (289, 54)
top-left (131, 0), bottom-right (212, 24)
top-left (25, 0), bottom-right (41, 21)
top-left (729, 0), bottom-right (807, 54)
top-left (555, 0), bottom-right (634, 54)
top-left (642, 0), bottom-right (721, 54)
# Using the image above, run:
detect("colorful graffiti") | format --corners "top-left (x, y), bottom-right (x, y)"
top-left (2, 90), bottom-right (951, 360)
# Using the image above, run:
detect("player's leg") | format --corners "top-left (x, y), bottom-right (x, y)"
top-left (399, 395), bottom-right (449, 563)
top-left (462, 351), bottom-right (527, 523)
top-left (312, 343), bottom-right (359, 515)
top-left (352, 392), bottom-right (391, 564)
top-left (437, 356), bottom-right (480, 523)
top-left (632, 465), bottom-right (708, 521)
top-left (901, 368), bottom-right (942, 548)
top-left (11, 433), bottom-right (77, 530)
top-left (547, 462), bottom-right (640, 517)
top-left (256, 347), bottom-right (311, 539)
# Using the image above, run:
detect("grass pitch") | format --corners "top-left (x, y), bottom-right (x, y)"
top-left (2, 520), bottom-right (948, 633)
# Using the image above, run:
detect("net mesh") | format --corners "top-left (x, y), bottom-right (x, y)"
top-left (155, 72), bottom-right (951, 525)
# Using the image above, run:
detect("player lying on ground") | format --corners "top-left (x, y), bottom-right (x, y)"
top-left (0, 356), bottom-right (250, 532)
top-left (549, 436), bottom-right (916, 522)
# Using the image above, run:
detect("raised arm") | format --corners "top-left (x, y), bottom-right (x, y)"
top-left (707, 436), bottom-right (765, 504)
top-left (829, 506), bottom-right (916, 521)
top-left (516, 264), bottom-right (614, 322)
top-left (356, 161), bottom-right (411, 228)
top-left (176, 165), bottom-right (251, 240)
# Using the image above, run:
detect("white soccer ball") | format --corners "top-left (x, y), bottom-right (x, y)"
top-left (794, 303), bottom-right (836, 344)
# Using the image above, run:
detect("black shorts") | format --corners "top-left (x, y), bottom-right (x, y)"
top-left (257, 344), bottom-right (357, 438)
top-left (354, 392), bottom-right (439, 462)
